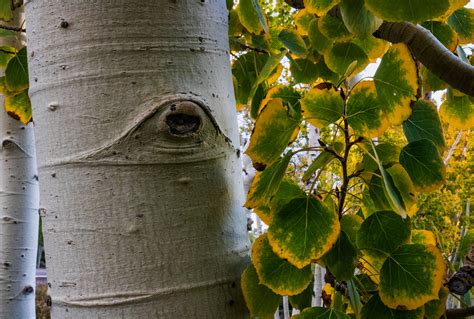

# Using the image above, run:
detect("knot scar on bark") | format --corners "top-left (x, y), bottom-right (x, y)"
top-left (158, 101), bottom-right (204, 137)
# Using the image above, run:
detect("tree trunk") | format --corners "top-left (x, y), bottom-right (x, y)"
top-left (0, 6), bottom-right (40, 319)
top-left (25, 0), bottom-right (250, 318)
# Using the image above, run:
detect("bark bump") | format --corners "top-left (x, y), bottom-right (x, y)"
top-left (159, 101), bottom-right (203, 137)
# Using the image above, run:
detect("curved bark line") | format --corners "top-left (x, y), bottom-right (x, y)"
top-left (0, 5), bottom-right (39, 319)
top-left (374, 22), bottom-right (474, 96)
top-left (25, 0), bottom-right (250, 318)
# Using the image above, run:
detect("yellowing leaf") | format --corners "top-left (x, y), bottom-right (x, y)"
top-left (303, 0), bottom-right (341, 16)
top-left (448, 8), bottom-right (474, 44)
top-left (353, 36), bottom-right (389, 62)
top-left (308, 18), bottom-right (333, 55)
top-left (325, 42), bottom-right (368, 75)
top-left (439, 94), bottom-right (474, 129)
top-left (237, 0), bottom-right (268, 34)
top-left (318, 14), bottom-right (353, 42)
top-left (346, 81), bottom-right (389, 137)
top-left (374, 43), bottom-right (418, 125)
top-left (412, 230), bottom-right (437, 246)
top-left (268, 197), bottom-right (340, 269)
top-left (365, 0), bottom-right (450, 23)
top-left (4, 90), bottom-right (32, 124)
top-left (246, 98), bottom-right (301, 169)
top-left (252, 234), bottom-right (313, 295)
top-left (294, 9), bottom-right (315, 35)
top-left (301, 87), bottom-right (344, 128)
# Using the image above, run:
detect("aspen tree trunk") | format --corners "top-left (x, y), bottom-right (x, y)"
top-left (0, 5), bottom-right (40, 318)
top-left (25, 0), bottom-right (250, 318)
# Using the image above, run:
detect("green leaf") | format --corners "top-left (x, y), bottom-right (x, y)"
top-left (301, 87), bottom-right (344, 128)
top-left (379, 244), bottom-right (446, 310)
top-left (365, 0), bottom-right (450, 23)
top-left (0, 0), bottom-right (12, 21)
top-left (260, 85), bottom-right (301, 114)
top-left (289, 58), bottom-right (319, 83)
top-left (347, 279), bottom-right (363, 316)
top-left (439, 94), bottom-right (474, 129)
top-left (341, 214), bottom-right (363, 245)
top-left (315, 60), bottom-right (339, 84)
top-left (318, 14), bottom-right (353, 42)
top-left (399, 139), bottom-right (445, 192)
top-left (0, 46), bottom-right (15, 68)
top-left (340, 0), bottom-right (383, 37)
top-left (362, 142), bottom-right (401, 175)
top-left (448, 8), bottom-right (474, 44)
top-left (353, 36), bottom-right (389, 61)
top-left (374, 44), bottom-right (418, 125)
top-left (385, 164), bottom-right (418, 217)
top-left (357, 210), bottom-right (411, 258)
top-left (237, 0), bottom-right (268, 34)
top-left (361, 294), bottom-right (425, 319)
top-left (320, 231), bottom-right (358, 280)
top-left (421, 21), bottom-right (458, 52)
top-left (403, 100), bottom-right (446, 152)
top-left (302, 151), bottom-right (335, 181)
top-left (252, 234), bottom-right (313, 295)
top-left (325, 42), bottom-right (368, 75)
top-left (293, 307), bottom-right (350, 318)
top-left (4, 90), bottom-right (32, 124)
top-left (308, 18), bottom-right (333, 55)
top-left (232, 52), bottom-right (268, 106)
top-left (268, 197), bottom-right (340, 269)
top-left (295, 9), bottom-right (315, 35)
top-left (421, 65), bottom-right (448, 92)
top-left (250, 84), bottom-right (266, 119)
top-left (246, 98), bottom-right (301, 168)
top-left (303, 0), bottom-right (341, 15)
top-left (5, 47), bottom-right (29, 93)
top-left (245, 152), bottom-right (293, 208)
top-left (241, 264), bottom-right (281, 319)
top-left (424, 287), bottom-right (448, 319)
top-left (279, 29), bottom-right (308, 57)
top-left (289, 280), bottom-right (313, 310)
top-left (346, 81), bottom-right (389, 137)
top-left (249, 50), bottom-right (287, 103)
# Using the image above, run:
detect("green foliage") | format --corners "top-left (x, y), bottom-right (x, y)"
top-left (227, 0), bottom-right (472, 317)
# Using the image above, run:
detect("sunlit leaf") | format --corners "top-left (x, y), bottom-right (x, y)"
top-left (411, 230), bottom-right (437, 246)
top-left (379, 244), bottom-right (445, 310)
top-left (237, 0), bottom-right (268, 34)
top-left (308, 18), bottom-right (333, 55)
top-left (318, 14), bottom-right (353, 42)
top-left (268, 197), bottom-right (340, 269)
top-left (365, 0), bottom-right (450, 23)
top-left (241, 264), bottom-right (281, 319)
top-left (0, 0), bottom-right (12, 21)
top-left (352, 36), bottom-right (389, 62)
top-left (253, 234), bottom-right (313, 295)
top-left (403, 100), bottom-right (446, 152)
top-left (399, 139), bottom-right (445, 192)
top-left (301, 87), bottom-right (344, 128)
top-left (4, 90), bottom-right (32, 124)
top-left (321, 231), bottom-right (358, 280)
top-left (357, 210), bottom-right (411, 258)
top-left (325, 42), bottom-right (368, 75)
top-left (374, 44), bottom-right (417, 125)
top-left (385, 164), bottom-right (418, 217)
top-left (279, 29), bottom-right (308, 57)
top-left (303, 0), bottom-right (341, 16)
top-left (292, 307), bottom-right (350, 318)
top-left (439, 94), bottom-right (474, 129)
top-left (421, 21), bottom-right (458, 52)
top-left (245, 152), bottom-right (293, 209)
top-left (361, 294), bottom-right (425, 319)
top-left (246, 98), bottom-right (301, 169)
top-left (346, 81), bottom-right (389, 137)
top-left (424, 287), bottom-right (448, 319)
top-left (249, 50), bottom-right (287, 103)
top-left (359, 254), bottom-right (385, 284)
top-left (5, 47), bottom-right (29, 93)
top-left (260, 85), bottom-right (301, 114)
top-left (448, 8), bottom-right (474, 44)
top-left (340, 0), bottom-right (383, 37)
top-left (290, 58), bottom-right (319, 83)
top-left (295, 9), bottom-right (315, 35)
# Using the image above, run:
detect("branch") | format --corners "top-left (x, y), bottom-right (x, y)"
top-left (0, 24), bottom-right (25, 32)
top-left (374, 22), bottom-right (474, 96)
top-left (284, 0), bottom-right (304, 9)
top-left (446, 306), bottom-right (474, 318)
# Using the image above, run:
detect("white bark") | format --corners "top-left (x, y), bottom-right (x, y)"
top-left (312, 265), bottom-right (325, 307)
top-left (25, 0), bottom-right (249, 318)
top-left (0, 6), bottom-right (40, 319)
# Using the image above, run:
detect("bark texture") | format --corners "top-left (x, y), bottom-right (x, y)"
top-left (0, 6), bottom-right (39, 319)
top-left (25, 0), bottom-right (250, 318)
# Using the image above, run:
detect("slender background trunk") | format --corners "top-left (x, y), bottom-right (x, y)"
top-left (0, 5), bottom-right (40, 318)
top-left (25, 0), bottom-right (250, 318)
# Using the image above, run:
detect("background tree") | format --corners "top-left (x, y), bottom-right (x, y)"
top-left (24, 0), bottom-right (249, 318)
top-left (0, 2), bottom-right (39, 318)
